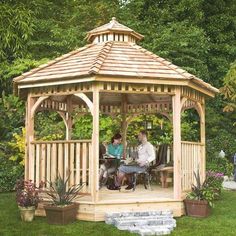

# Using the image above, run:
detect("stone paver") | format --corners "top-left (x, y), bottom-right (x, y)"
top-left (223, 180), bottom-right (236, 190)
top-left (105, 210), bottom-right (176, 236)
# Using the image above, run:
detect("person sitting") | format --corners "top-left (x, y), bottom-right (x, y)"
top-left (114, 130), bottom-right (155, 190)
top-left (99, 133), bottom-right (123, 188)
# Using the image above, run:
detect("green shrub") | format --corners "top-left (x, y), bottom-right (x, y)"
top-left (0, 155), bottom-right (24, 192)
top-left (207, 156), bottom-right (234, 177)
top-left (206, 130), bottom-right (236, 162)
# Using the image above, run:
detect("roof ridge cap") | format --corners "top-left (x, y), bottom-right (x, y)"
top-left (109, 19), bottom-right (116, 29)
top-left (89, 42), bottom-right (113, 74)
top-left (13, 44), bottom-right (94, 83)
top-left (131, 44), bottom-right (192, 79)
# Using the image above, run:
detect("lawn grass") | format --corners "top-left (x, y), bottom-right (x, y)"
top-left (0, 191), bottom-right (236, 236)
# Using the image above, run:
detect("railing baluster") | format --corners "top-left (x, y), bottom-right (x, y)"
top-left (51, 143), bottom-right (57, 183)
top-left (69, 143), bottom-right (75, 186)
top-left (75, 143), bottom-right (81, 186)
top-left (35, 144), bottom-right (40, 187)
top-left (82, 142), bottom-right (87, 192)
top-left (46, 143), bottom-right (51, 187)
top-left (58, 143), bottom-right (63, 178)
top-left (41, 144), bottom-right (46, 184)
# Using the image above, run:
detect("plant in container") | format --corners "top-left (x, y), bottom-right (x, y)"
top-left (184, 169), bottom-right (215, 218)
top-left (44, 174), bottom-right (84, 225)
top-left (205, 171), bottom-right (224, 199)
top-left (16, 179), bottom-right (43, 222)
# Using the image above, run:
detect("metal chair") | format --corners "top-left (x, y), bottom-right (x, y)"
top-left (132, 165), bottom-right (152, 191)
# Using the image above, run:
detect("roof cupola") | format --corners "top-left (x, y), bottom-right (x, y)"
top-left (86, 17), bottom-right (144, 44)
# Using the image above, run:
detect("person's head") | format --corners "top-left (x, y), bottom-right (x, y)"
top-left (138, 130), bottom-right (148, 143)
top-left (111, 133), bottom-right (122, 145)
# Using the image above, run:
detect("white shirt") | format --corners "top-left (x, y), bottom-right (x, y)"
top-left (137, 141), bottom-right (156, 166)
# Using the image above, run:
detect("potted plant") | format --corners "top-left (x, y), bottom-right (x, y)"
top-left (205, 171), bottom-right (224, 199)
top-left (184, 169), bottom-right (215, 218)
top-left (16, 179), bottom-right (43, 222)
top-left (44, 174), bottom-right (84, 225)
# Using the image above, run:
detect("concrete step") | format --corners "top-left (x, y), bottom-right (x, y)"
top-left (114, 218), bottom-right (176, 227)
top-left (106, 210), bottom-right (172, 218)
top-left (105, 210), bottom-right (176, 235)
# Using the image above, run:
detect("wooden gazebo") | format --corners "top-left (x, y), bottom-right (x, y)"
top-left (13, 17), bottom-right (218, 221)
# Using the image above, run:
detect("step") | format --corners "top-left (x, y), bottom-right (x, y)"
top-left (105, 210), bottom-right (176, 235)
top-left (114, 218), bottom-right (176, 227)
top-left (106, 216), bottom-right (175, 225)
top-left (105, 210), bottom-right (172, 218)
top-left (117, 224), bottom-right (175, 231)
top-left (105, 210), bottom-right (173, 224)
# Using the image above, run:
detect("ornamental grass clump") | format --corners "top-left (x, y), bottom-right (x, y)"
top-left (46, 174), bottom-right (84, 206)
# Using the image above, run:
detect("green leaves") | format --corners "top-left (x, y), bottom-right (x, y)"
top-left (221, 61), bottom-right (236, 112)
top-left (0, 58), bottom-right (47, 94)
top-left (145, 22), bottom-right (210, 80)
top-left (187, 169), bottom-right (215, 207)
top-left (0, 94), bottom-right (24, 141)
top-left (0, 3), bottom-right (34, 61)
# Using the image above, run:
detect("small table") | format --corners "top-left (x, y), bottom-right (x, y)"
top-left (157, 166), bottom-right (174, 188)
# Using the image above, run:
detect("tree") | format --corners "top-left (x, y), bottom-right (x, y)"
top-left (221, 61), bottom-right (236, 113)
top-left (0, 1), bottom-right (34, 61)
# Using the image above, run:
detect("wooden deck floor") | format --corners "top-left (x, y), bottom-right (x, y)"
top-left (77, 184), bottom-right (174, 204)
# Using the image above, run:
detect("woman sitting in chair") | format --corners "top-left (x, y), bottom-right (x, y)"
top-left (99, 133), bottom-right (123, 188)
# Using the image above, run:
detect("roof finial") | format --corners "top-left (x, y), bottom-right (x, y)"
top-left (111, 17), bottom-right (116, 21)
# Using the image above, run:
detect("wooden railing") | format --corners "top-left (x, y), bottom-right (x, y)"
top-left (181, 141), bottom-right (204, 191)
top-left (29, 140), bottom-right (92, 193)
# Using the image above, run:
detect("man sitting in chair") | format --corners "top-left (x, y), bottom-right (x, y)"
top-left (114, 130), bottom-right (155, 190)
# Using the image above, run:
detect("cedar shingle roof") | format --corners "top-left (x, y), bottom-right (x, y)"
top-left (13, 41), bottom-right (218, 93)
top-left (13, 17), bottom-right (218, 94)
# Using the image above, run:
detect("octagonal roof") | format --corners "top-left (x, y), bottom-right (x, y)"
top-left (13, 18), bottom-right (218, 96)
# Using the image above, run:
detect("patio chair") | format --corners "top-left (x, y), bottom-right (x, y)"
top-left (132, 144), bottom-right (171, 191)
top-left (132, 165), bottom-right (152, 191)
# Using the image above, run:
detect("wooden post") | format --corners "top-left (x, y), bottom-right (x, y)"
top-left (121, 94), bottom-right (128, 156)
top-left (26, 93), bottom-right (35, 181)
top-left (200, 100), bottom-right (206, 180)
top-left (172, 87), bottom-right (182, 199)
top-left (91, 83), bottom-right (100, 202)
top-left (66, 96), bottom-right (73, 140)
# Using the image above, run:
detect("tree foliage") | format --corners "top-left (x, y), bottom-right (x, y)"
top-left (0, 1), bottom-right (34, 61)
top-left (221, 61), bottom-right (236, 112)
top-left (0, 0), bottom-right (236, 182)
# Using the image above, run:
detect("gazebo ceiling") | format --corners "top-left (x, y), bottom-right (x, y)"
top-left (13, 18), bottom-right (218, 96)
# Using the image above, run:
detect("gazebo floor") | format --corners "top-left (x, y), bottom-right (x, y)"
top-left (79, 185), bottom-right (174, 203)
top-left (36, 185), bottom-right (185, 221)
